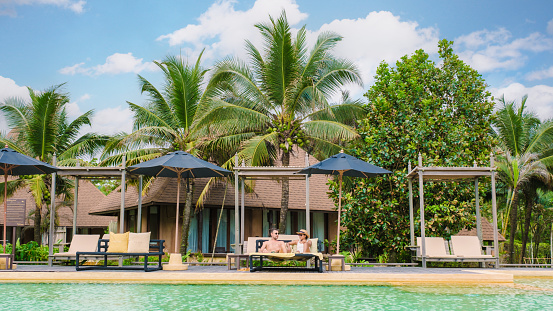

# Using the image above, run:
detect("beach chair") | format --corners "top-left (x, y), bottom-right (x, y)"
top-left (450, 236), bottom-right (494, 260)
top-left (249, 237), bottom-right (324, 273)
top-left (50, 234), bottom-right (101, 261)
top-left (415, 237), bottom-right (458, 261)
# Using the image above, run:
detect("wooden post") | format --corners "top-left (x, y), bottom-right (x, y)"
top-left (234, 154), bottom-right (240, 254)
top-left (305, 152), bottom-right (310, 236)
top-left (490, 153), bottom-right (499, 268)
top-left (137, 175), bottom-right (143, 232)
top-left (240, 165), bottom-right (245, 250)
top-left (119, 155), bottom-right (126, 233)
top-left (47, 154), bottom-right (57, 267)
top-left (72, 176), bottom-right (79, 237)
top-left (408, 161), bottom-right (414, 246)
top-left (418, 153), bottom-right (426, 268)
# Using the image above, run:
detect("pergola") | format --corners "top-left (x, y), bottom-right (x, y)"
top-left (47, 156), bottom-right (143, 266)
top-left (233, 153), bottom-right (312, 254)
top-left (406, 153), bottom-right (499, 268)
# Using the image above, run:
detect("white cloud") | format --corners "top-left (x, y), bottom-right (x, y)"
top-left (547, 19), bottom-right (553, 35)
top-left (66, 93), bottom-right (90, 118)
top-left (313, 11), bottom-right (439, 93)
top-left (59, 53), bottom-right (158, 76)
top-left (0, 0), bottom-right (85, 16)
top-left (88, 106), bottom-right (133, 135)
top-left (491, 83), bottom-right (553, 120)
top-left (527, 66), bottom-right (553, 81)
top-left (157, 0), bottom-right (308, 61)
top-left (158, 1), bottom-right (438, 99)
top-left (0, 76), bottom-right (30, 133)
top-left (455, 29), bottom-right (553, 72)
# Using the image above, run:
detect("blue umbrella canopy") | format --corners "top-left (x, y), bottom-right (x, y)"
top-left (296, 151), bottom-right (390, 255)
top-left (0, 145), bottom-right (59, 253)
top-left (296, 152), bottom-right (391, 177)
top-left (127, 151), bottom-right (231, 178)
top-left (127, 150), bottom-right (230, 253)
top-left (0, 146), bottom-right (59, 175)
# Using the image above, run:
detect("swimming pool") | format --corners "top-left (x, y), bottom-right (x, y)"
top-left (2, 280), bottom-right (553, 310)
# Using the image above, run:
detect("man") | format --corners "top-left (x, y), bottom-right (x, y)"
top-left (259, 228), bottom-right (287, 253)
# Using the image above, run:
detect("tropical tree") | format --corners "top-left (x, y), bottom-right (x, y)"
top-left (493, 95), bottom-right (553, 263)
top-left (101, 53), bottom-right (210, 253)
top-left (341, 39), bottom-right (496, 261)
top-left (0, 84), bottom-right (108, 242)
top-left (196, 12), bottom-right (364, 233)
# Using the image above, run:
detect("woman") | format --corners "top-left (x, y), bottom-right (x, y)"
top-left (286, 229), bottom-right (312, 253)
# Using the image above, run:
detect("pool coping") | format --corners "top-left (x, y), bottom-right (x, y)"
top-left (0, 269), bottom-right (516, 285)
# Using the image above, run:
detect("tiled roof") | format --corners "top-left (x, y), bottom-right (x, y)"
top-left (456, 217), bottom-right (506, 242)
top-left (0, 179), bottom-right (116, 227)
top-left (91, 147), bottom-right (337, 214)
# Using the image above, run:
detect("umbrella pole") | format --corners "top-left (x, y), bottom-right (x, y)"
top-left (3, 172), bottom-right (6, 253)
top-left (175, 174), bottom-right (181, 253)
top-left (336, 172), bottom-right (343, 255)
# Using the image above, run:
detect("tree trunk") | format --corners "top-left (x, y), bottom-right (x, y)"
top-left (520, 191), bottom-right (533, 263)
top-left (34, 205), bottom-right (42, 243)
top-left (533, 223), bottom-right (543, 260)
top-left (278, 152), bottom-right (290, 233)
top-left (508, 189), bottom-right (520, 264)
top-left (180, 180), bottom-right (194, 254)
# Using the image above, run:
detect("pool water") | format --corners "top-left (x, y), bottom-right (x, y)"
top-left (2, 280), bottom-right (553, 310)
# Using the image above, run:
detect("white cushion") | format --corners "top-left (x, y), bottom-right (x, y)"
top-left (127, 232), bottom-right (151, 253)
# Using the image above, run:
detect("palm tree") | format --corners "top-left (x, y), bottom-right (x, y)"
top-left (494, 95), bottom-right (553, 263)
top-left (196, 12), bottom-right (364, 233)
top-left (101, 53), bottom-right (209, 253)
top-left (0, 84), bottom-right (108, 242)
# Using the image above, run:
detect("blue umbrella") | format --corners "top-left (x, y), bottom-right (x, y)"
top-left (297, 150), bottom-right (391, 254)
top-left (0, 145), bottom-right (59, 253)
top-left (127, 151), bottom-right (231, 252)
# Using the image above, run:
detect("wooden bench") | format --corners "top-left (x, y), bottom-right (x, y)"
top-left (76, 239), bottom-right (165, 272)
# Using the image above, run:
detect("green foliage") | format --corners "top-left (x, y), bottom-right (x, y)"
top-left (15, 241), bottom-right (50, 261)
top-left (341, 39), bottom-right (495, 261)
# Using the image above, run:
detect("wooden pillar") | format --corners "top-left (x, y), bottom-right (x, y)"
top-left (119, 155), bottom-right (126, 233)
top-left (408, 161), bottom-right (414, 246)
top-left (47, 154), bottom-right (57, 267)
top-left (418, 153), bottom-right (426, 268)
top-left (137, 175), bottom-right (143, 232)
top-left (474, 161), bottom-right (482, 243)
top-left (234, 154), bottom-right (240, 254)
top-left (72, 176), bottom-right (79, 237)
top-left (305, 152), bottom-right (310, 235)
top-left (490, 153), bottom-right (499, 268)
top-left (240, 167), bottom-right (245, 249)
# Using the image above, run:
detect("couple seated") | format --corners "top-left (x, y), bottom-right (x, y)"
top-left (259, 228), bottom-right (312, 254)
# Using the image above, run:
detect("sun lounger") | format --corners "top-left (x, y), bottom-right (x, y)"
top-left (450, 236), bottom-right (496, 262)
top-left (50, 234), bottom-right (102, 262)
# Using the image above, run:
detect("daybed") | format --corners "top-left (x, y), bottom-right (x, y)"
top-left (76, 232), bottom-right (165, 272)
top-left (248, 237), bottom-right (324, 273)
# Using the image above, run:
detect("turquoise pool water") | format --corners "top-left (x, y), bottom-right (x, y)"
top-left (2, 281), bottom-right (553, 310)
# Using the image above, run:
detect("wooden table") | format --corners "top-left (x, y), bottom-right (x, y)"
top-left (0, 254), bottom-right (14, 270)
top-left (328, 254), bottom-right (346, 271)
top-left (227, 254), bottom-right (250, 270)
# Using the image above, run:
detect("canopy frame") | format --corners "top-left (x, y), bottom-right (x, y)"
top-left (406, 153), bottom-right (499, 268)
top-left (232, 153), bottom-right (311, 254)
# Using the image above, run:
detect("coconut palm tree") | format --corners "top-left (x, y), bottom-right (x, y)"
top-left (196, 12), bottom-right (365, 233)
top-left (101, 53), bottom-right (210, 253)
top-left (0, 84), bottom-right (108, 242)
top-left (494, 95), bottom-right (553, 263)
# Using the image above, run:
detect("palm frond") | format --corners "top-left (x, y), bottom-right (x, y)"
top-left (238, 132), bottom-right (279, 166)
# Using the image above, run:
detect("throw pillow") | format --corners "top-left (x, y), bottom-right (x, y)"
top-left (127, 232), bottom-right (151, 253)
top-left (107, 231), bottom-right (129, 253)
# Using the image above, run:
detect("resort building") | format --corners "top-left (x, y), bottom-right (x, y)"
top-left (90, 148), bottom-right (339, 254)
top-left (0, 179), bottom-right (116, 245)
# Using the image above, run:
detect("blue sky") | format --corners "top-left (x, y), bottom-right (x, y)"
top-left (1, 0), bottom-right (552, 135)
